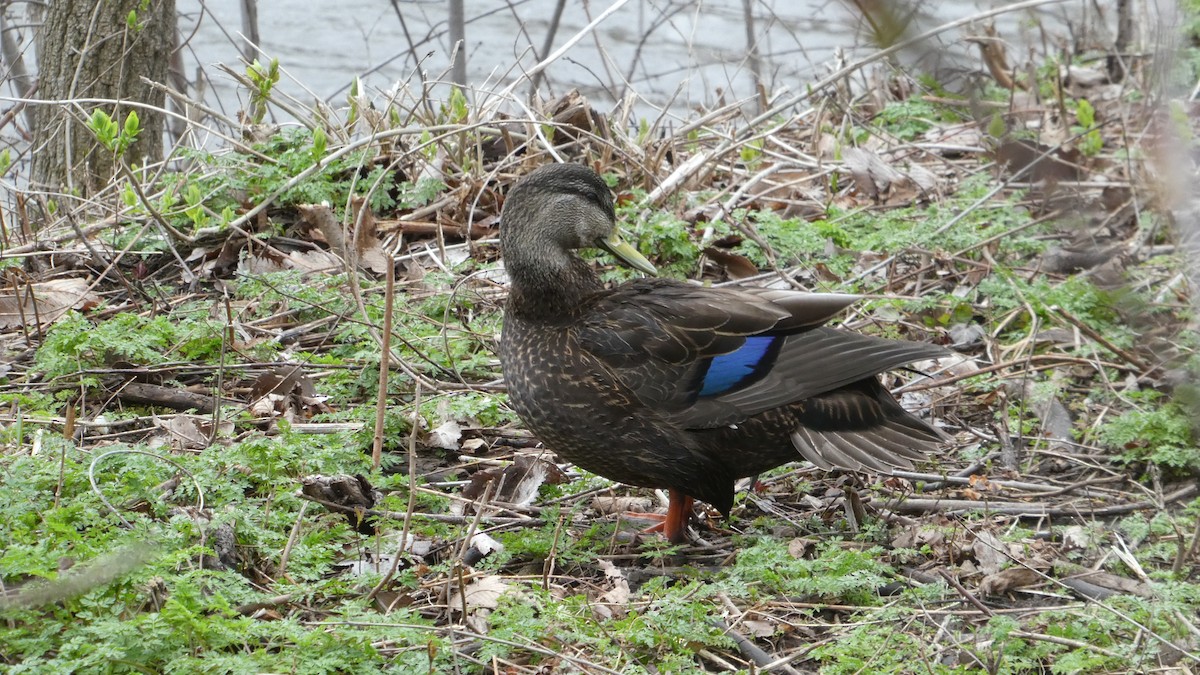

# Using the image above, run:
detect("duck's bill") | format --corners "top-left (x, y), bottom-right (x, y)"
top-left (598, 232), bottom-right (657, 276)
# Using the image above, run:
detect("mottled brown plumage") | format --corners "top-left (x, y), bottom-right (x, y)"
top-left (498, 163), bottom-right (947, 542)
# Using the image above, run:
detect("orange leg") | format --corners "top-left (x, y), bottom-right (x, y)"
top-left (662, 489), bottom-right (695, 544)
top-left (633, 489), bottom-right (695, 544)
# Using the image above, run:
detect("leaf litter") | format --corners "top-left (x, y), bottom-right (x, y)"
top-left (1, 6), bottom-right (1199, 673)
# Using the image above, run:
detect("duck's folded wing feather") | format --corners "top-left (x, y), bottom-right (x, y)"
top-left (786, 379), bottom-right (947, 470)
top-left (672, 328), bottom-right (947, 428)
top-left (575, 280), bottom-right (946, 428)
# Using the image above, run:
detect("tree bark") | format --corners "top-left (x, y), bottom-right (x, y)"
top-left (31, 0), bottom-right (176, 197)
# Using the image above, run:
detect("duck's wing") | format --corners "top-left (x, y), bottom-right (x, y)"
top-left (575, 279), bottom-right (946, 429)
top-left (786, 378), bottom-right (948, 471)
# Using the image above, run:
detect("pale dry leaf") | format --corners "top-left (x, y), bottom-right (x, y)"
top-left (341, 556), bottom-right (396, 577)
top-left (741, 619), bottom-right (778, 638)
top-left (464, 612), bottom-right (489, 634)
top-left (248, 395), bottom-right (279, 416)
top-left (286, 249), bottom-right (342, 273)
top-left (359, 247), bottom-right (390, 275)
top-left (498, 455), bottom-right (550, 506)
top-left (238, 248), bottom-right (341, 274)
top-left (460, 438), bottom-right (488, 453)
top-left (0, 278), bottom-right (98, 330)
top-left (906, 163), bottom-right (940, 195)
top-left (591, 495), bottom-right (653, 515)
top-left (972, 531), bottom-right (1009, 576)
top-left (151, 415), bottom-right (231, 450)
top-left (428, 420), bottom-right (463, 450)
top-left (350, 198), bottom-right (391, 275)
top-left (843, 147), bottom-right (900, 200)
top-left (456, 575), bottom-right (512, 611)
top-left (1060, 525), bottom-right (1093, 550)
top-left (595, 579), bottom-right (630, 612)
top-left (596, 559), bottom-right (625, 579)
top-left (1059, 567), bottom-right (1153, 598)
top-left (703, 246), bottom-right (759, 279)
top-left (592, 559), bottom-right (630, 619)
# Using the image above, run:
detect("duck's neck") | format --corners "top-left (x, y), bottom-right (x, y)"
top-left (505, 248), bottom-right (602, 322)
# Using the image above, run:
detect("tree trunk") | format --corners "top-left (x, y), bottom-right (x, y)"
top-left (31, 0), bottom-right (176, 197)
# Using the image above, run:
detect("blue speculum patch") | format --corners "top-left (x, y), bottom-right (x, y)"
top-left (698, 335), bottom-right (778, 396)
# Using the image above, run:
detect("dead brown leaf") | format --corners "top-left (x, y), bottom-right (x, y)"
top-left (149, 414), bottom-right (233, 451)
top-left (979, 567), bottom-right (1043, 595)
top-left (842, 147), bottom-right (937, 205)
top-left (703, 246), bottom-right (759, 279)
top-left (0, 278), bottom-right (99, 330)
top-left (299, 473), bottom-right (380, 535)
top-left (462, 454), bottom-right (567, 506)
top-left (295, 200), bottom-right (390, 275)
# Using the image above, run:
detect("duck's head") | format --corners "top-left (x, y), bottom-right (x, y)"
top-left (500, 163), bottom-right (657, 276)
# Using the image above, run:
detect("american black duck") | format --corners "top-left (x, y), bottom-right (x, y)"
top-left (498, 163), bottom-right (947, 543)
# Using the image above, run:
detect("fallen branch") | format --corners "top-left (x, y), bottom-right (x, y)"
top-left (886, 484), bottom-right (1197, 518)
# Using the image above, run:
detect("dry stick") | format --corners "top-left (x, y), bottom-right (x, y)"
top-left (300, 493), bottom-right (527, 527)
top-left (1050, 304), bottom-right (1152, 372)
top-left (937, 568), bottom-right (993, 617)
top-left (371, 262), bottom-right (396, 470)
top-left (888, 483), bottom-right (1197, 518)
top-left (0, 10), bottom-right (34, 129)
top-left (447, 0), bottom-right (467, 86)
top-left (444, 479), bottom-right (498, 621)
top-left (1009, 630), bottom-right (1122, 660)
top-left (486, 0), bottom-right (634, 108)
top-left (7, 269), bottom-right (35, 345)
top-left (234, 594), bottom-right (295, 618)
top-left (542, 509), bottom-right (565, 591)
top-left (316, 620), bottom-right (628, 675)
top-left (890, 470), bottom-right (1099, 495)
top-left (88, 448), bottom-right (206, 529)
top-left (1174, 516), bottom-right (1200, 578)
top-left (740, 0), bottom-right (765, 113)
top-left (238, 0), bottom-right (260, 65)
top-left (1003, 475), bottom-right (1125, 499)
top-left (365, 382), bottom-right (423, 604)
top-left (112, 158), bottom-right (194, 247)
top-left (867, 209), bottom-right (1064, 294)
top-left (140, 77), bottom-right (244, 136)
top-left (400, 383), bottom-right (422, 549)
top-left (710, 617), bottom-right (800, 674)
top-left (0, 543), bottom-right (160, 610)
top-left (337, 203), bottom-right (440, 394)
top-left (206, 292), bottom-right (233, 446)
top-left (277, 500), bottom-right (309, 578)
top-left (215, 62), bottom-right (318, 132)
top-left (896, 352), bottom-right (1138, 395)
top-left (645, 0), bottom-right (1073, 207)
top-left (529, 0), bottom-right (568, 93)
top-left (56, 402), bottom-right (72, 511)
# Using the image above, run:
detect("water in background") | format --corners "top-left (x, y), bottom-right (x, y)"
top-left (176, 0), bottom-right (1101, 121)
